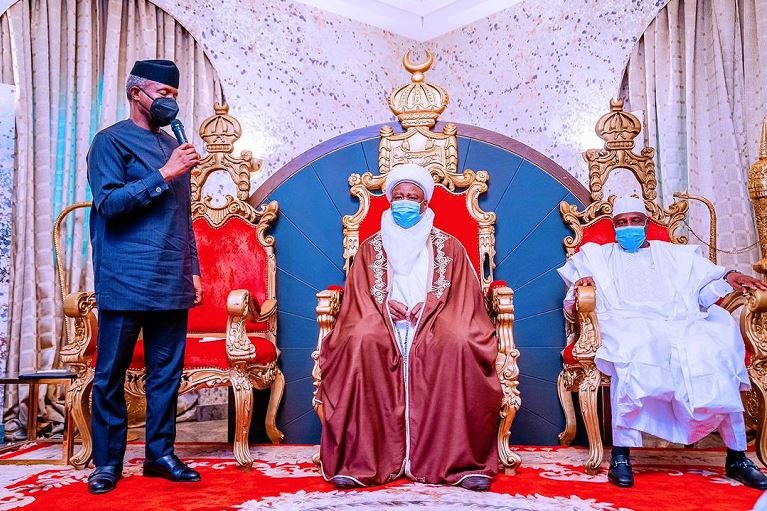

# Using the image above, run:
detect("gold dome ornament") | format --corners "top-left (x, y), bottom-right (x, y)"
top-left (199, 103), bottom-right (243, 154)
top-left (748, 119), bottom-right (767, 275)
top-left (387, 50), bottom-right (449, 129)
top-left (594, 98), bottom-right (643, 151)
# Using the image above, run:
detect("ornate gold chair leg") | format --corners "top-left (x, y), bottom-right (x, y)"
top-left (748, 366), bottom-right (767, 467)
top-left (231, 368), bottom-right (254, 469)
top-left (67, 367), bottom-right (94, 469)
top-left (578, 365), bottom-right (604, 474)
top-left (557, 370), bottom-right (578, 446)
top-left (265, 367), bottom-right (285, 444)
top-left (495, 346), bottom-right (522, 474)
top-left (497, 402), bottom-right (522, 474)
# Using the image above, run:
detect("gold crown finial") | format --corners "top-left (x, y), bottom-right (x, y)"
top-left (388, 50), bottom-right (448, 129)
top-left (594, 98), bottom-right (642, 151)
top-left (748, 118), bottom-right (767, 200)
top-left (199, 102), bottom-right (241, 153)
top-left (760, 118), bottom-right (767, 160)
top-left (403, 50), bottom-right (434, 82)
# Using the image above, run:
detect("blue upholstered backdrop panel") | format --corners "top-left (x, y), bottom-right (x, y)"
top-left (261, 125), bottom-right (588, 445)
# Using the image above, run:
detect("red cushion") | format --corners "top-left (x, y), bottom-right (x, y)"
top-left (562, 343), bottom-right (577, 365)
top-left (487, 279), bottom-right (508, 297)
top-left (359, 187), bottom-right (481, 274)
top-left (189, 216), bottom-right (270, 333)
top-left (577, 217), bottom-right (671, 251)
top-left (90, 335), bottom-right (278, 370)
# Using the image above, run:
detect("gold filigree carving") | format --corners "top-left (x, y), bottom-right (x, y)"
top-left (560, 195), bottom-right (689, 258)
top-left (192, 103), bottom-right (264, 228)
top-left (749, 120), bottom-right (767, 275)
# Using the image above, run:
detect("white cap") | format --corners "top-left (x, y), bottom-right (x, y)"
top-left (612, 196), bottom-right (646, 217)
top-left (384, 164), bottom-right (435, 202)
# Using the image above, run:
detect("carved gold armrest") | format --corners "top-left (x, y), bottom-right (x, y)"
top-left (312, 288), bottom-right (343, 422)
top-left (60, 291), bottom-right (97, 365)
top-left (255, 298), bottom-right (278, 322)
top-left (740, 289), bottom-right (767, 364)
top-left (488, 284), bottom-right (515, 356)
top-left (572, 285), bottom-right (601, 361)
top-left (226, 289), bottom-right (259, 362)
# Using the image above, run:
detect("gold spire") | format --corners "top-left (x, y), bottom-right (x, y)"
top-left (387, 50), bottom-right (449, 129)
top-left (594, 98), bottom-right (642, 151)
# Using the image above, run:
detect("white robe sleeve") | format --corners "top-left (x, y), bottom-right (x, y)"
top-left (698, 278), bottom-right (733, 309)
top-left (684, 245), bottom-right (730, 309)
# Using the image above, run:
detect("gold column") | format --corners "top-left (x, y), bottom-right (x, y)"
top-left (749, 120), bottom-right (767, 276)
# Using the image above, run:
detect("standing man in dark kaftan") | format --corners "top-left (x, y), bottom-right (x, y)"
top-left (318, 164), bottom-right (503, 491)
top-left (86, 60), bottom-right (203, 494)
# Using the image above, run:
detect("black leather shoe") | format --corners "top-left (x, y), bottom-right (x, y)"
top-left (459, 475), bottom-right (491, 491)
top-left (608, 453), bottom-right (634, 488)
top-left (87, 465), bottom-right (121, 494)
top-left (725, 453), bottom-right (767, 489)
top-left (330, 475), bottom-right (361, 489)
top-left (143, 454), bottom-right (201, 482)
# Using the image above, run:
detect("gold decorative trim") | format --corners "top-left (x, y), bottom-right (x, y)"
top-left (368, 234), bottom-right (387, 305)
top-left (430, 230), bottom-right (452, 299)
top-left (192, 103), bottom-right (263, 225)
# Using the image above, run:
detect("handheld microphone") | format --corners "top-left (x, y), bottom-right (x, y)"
top-left (170, 119), bottom-right (188, 145)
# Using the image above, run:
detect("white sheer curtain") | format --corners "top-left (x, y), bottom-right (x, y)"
top-left (621, 0), bottom-right (767, 271)
top-left (0, 0), bottom-right (223, 438)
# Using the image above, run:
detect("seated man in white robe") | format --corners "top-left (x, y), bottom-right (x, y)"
top-left (558, 195), bottom-right (767, 489)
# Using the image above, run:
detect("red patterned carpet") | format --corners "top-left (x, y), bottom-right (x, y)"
top-left (0, 444), bottom-right (764, 510)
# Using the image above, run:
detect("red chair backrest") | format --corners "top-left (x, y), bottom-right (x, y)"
top-left (188, 216), bottom-right (270, 333)
top-left (577, 216), bottom-right (672, 251)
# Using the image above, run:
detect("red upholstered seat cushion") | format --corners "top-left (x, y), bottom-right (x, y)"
top-left (189, 216), bottom-right (270, 333)
top-left (359, 186), bottom-right (482, 275)
top-left (89, 335), bottom-right (277, 370)
top-left (578, 217), bottom-right (671, 250)
top-left (562, 342), bottom-right (577, 366)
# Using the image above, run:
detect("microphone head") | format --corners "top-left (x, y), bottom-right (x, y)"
top-left (170, 119), bottom-right (187, 144)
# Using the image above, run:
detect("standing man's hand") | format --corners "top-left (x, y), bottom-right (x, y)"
top-left (159, 143), bottom-right (198, 182)
top-left (192, 275), bottom-right (203, 306)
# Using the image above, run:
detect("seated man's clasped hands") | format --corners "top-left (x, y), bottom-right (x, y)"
top-left (317, 164), bottom-right (502, 491)
top-left (559, 196), bottom-right (767, 489)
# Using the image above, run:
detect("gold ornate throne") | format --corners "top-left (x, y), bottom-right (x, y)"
top-left (56, 104), bottom-right (285, 469)
top-left (557, 99), bottom-right (767, 474)
top-left (310, 51), bottom-right (522, 473)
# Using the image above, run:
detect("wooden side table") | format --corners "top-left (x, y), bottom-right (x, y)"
top-left (0, 370), bottom-right (76, 465)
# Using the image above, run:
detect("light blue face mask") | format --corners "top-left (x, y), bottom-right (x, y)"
top-left (391, 200), bottom-right (423, 229)
top-left (615, 225), bottom-right (647, 253)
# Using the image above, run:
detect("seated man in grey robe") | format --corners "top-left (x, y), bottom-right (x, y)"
top-left (558, 195), bottom-right (767, 489)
